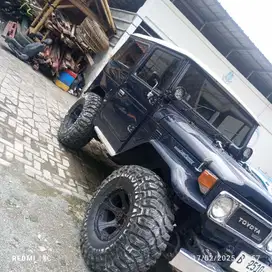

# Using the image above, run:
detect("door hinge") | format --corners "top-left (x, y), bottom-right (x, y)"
top-left (118, 89), bottom-right (125, 97)
top-left (127, 124), bottom-right (136, 133)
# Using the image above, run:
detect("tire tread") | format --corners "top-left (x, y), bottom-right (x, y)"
top-left (58, 92), bottom-right (102, 150)
top-left (81, 165), bottom-right (174, 272)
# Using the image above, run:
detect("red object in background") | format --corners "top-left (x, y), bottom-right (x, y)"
top-left (43, 46), bottom-right (51, 58)
top-left (2, 21), bottom-right (17, 38)
top-left (66, 69), bottom-right (77, 78)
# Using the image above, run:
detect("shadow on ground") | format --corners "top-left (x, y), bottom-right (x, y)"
top-left (67, 141), bottom-right (173, 272)
top-left (63, 139), bottom-right (118, 196)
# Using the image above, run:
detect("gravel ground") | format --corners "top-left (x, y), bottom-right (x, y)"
top-left (0, 163), bottom-right (89, 272)
top-left (0, 35), bottom-right (100, 272)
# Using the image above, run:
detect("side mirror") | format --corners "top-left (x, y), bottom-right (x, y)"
top-left (152, 79), bottom-right (159, 90)
top-left (165, 86), bottom-right (186, 101)
top-left (240, 147), bottom-right (253, 162)
top-left (228, 144), bottom-right (253, 162)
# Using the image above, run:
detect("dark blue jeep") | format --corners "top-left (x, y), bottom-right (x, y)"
top-left (58, 34), bottom-right (272, 272)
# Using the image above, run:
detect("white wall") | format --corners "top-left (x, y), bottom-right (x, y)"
top-left (83, 12), bottom-right (143, 92)
top-left (138, 0), bottom-right (272, 175)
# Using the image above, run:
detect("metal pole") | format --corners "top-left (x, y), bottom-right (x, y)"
top-left (31, 0), bottom-right (53, 28)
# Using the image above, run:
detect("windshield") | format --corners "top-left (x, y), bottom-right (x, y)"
top-left (176, 65), bottom-right (255, 146)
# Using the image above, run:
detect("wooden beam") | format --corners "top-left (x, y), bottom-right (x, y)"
top-left (101, 0), bottom-right (116, 33)
top-left (30, 0), bottom-right (63, 34)
top-left (57, 4), bottom-right (75, 9)
top-left (31, 0), bottom-right (52, 27)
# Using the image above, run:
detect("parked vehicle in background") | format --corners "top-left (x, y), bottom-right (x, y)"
top-left (58, 34), bottom-right (272, 272)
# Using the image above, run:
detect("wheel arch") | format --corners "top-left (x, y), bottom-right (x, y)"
top-left (112, 142), bottom-right (171, 183)
top-left (113, 140), bottom-right (207, 213)
top-left (80, 164), bottom-right (175, 272)
top-left (86, 85), bottom-right (106, 99)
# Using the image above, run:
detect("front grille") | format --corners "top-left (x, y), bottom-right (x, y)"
top-left (227, 209), bottom-right (271, 244)
top-left (208, 191), bottom-right (272, 255)
top-left (151, 129), bottom-right (162, 140)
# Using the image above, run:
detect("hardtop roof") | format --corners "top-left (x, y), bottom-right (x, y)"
top-left (132, 33), bottom-right (259, 125)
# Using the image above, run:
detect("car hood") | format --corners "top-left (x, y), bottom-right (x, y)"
top-left (158, 110), bottom-right (272, 216)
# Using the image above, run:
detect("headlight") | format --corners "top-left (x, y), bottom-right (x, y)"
top-left (267, 239), bottom-right (272, 252)
top-left (211, 196), bottom-right (233, 219)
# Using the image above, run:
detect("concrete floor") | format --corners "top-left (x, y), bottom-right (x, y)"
top-left (0, 39), bottom-right (173, 272)
top-left (0, 165), bottom-right (89, 272)
top-left (0, 39), bottom-right (117, 272)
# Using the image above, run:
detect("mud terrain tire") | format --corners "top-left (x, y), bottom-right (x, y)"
top-left (58, 92), bottom-right (102, 150)
top-left (81, 165), bottom-right (174, 272)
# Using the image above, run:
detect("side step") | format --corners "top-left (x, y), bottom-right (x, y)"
top-left (94, 126), bottom-right (116, 157)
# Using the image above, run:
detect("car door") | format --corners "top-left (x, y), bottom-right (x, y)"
top-left (103, 38), bottom-right (143, 93)
top-left (97, 41), bottom-right (184, 153)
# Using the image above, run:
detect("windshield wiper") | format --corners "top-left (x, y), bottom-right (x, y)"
top-left (178, 103), bottom-right (230, 148)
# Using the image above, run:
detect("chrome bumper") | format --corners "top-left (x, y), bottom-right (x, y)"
top-left (170, 249), bottom-right (225, 272)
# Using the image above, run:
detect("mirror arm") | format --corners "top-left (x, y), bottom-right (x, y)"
top-left (147, 79), bottom-right (159, 99)
top-left (153, 79), bottom-right (159, 90)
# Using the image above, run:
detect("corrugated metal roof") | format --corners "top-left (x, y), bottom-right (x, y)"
top-left (173, 0), bottom-right (272, 103)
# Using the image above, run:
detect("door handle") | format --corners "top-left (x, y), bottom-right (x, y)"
top-left (118, 89), bottom-right (125, 97)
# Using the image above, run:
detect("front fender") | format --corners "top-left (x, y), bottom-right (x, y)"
top-left (150, 140), bottom-right (207, 213)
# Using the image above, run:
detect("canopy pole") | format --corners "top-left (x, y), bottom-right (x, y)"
top-left (30, 0), bottom-right (62, 34)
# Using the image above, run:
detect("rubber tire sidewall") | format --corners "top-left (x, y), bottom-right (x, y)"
top-left (81, 165), bottom-right (174, 272)
top-left (58, 92), bottom-right (102, 150)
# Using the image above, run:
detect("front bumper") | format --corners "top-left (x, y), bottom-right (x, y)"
top-left (170, 249), bottom-right (225, 272)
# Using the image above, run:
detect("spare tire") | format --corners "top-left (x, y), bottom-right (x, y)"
top-left (76, 17), bottom-right (109, 53)
top-left (81, 165), bottom-right (174, 272)
top-left (58, 92), bottom-right (102, 150)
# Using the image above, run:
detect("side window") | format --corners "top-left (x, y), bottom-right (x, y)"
top-left (137, 49), bottom-right (183, 90)
top-left (176, 65), bottom-right (206, 107)
top-left (113, 39), bottom-right (148, 68)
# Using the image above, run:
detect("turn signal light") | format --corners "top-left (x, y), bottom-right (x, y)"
top-left (198, 170), bottom-right (218, 194)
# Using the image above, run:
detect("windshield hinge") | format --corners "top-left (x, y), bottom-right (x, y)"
top-left (214, 140), bottom-right (224, 150)
top-left (195, 158), bottom-right (213, 172)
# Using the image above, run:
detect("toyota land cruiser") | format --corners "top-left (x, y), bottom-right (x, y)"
top-left (58, 34), bottom-right (272, 272)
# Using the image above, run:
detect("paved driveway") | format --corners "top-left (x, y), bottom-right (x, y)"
top-left (0, 40), bottom-right (173, 272)
top-left (0, 43), bottom-right (109, 201)
top-left (0, 40), bottom-right (114, 272)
